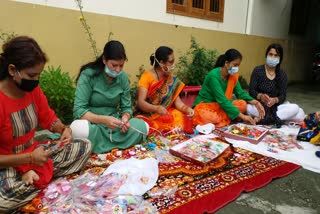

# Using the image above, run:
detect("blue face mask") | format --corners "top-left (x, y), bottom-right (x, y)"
top-left (228, 66), bottom-right (239, 75)
top-left (266, 56), bottom-right (280, 68)
top-left (105, 66), bottom-right (122, 78)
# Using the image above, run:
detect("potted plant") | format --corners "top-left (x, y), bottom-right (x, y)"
top-left (176, 37), bottom-right (219, 106)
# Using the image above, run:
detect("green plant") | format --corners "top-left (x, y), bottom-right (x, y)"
top-left (176, 37), bottom-right (219, 86)
top-left (0, 30), bottom-right (17, 44)
top-left (130, 65), bottom-right (144, 107)
top-left (40, 65), bottom-right (76, 124)
top-left (74, 0), bottom-right (100, 59)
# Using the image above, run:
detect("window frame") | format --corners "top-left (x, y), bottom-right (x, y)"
top-left (166, 0), bottom-right (224, 22)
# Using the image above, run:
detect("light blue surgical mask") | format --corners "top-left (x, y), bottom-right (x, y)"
top-left (228, 66), bottom-right (239, 75)
top-left (105, 66), bottom-right (123, 78)
top-left (266, 56), bottom-right (280, 68)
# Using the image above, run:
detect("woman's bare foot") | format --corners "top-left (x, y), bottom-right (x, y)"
top-left (22, 170), bottom-right (39, 185)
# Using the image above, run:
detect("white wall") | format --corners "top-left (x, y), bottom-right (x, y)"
top-left (250, 0), bottom-right (292, 39)
top-left (14, 0), bottom-right (293, 39)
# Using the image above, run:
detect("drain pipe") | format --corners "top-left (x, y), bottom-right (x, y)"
top-left (245, 0), bottom-right (254, 35)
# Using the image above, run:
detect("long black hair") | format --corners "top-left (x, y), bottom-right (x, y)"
top-left (265, 43), bottom-right (283, 72)
top-left (214, 49), bottom-right (242, 68)
top-left (150, 46), bottom-right (173, 68)
top-left (76, 40), bottom-right (127, 83)
top-left (0, 36), bottom-right (47, 80)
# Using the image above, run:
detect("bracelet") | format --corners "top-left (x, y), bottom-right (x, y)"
top-left (29, 152), bottom-right (33, 164)
top-left (181, 105), bottom-right (188, 113)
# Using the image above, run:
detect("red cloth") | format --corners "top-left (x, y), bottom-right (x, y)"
top-left (0, 86), bottom-right (57, 188)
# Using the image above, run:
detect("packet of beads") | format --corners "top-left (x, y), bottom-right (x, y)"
top-left (154, 147), bottom-right (177, 163)
top-left (42, 178), bottom-right (73, 209)
top-left (262, 130), bottom-right (303, 150)
top-left (147, 185), bottom-right (178, 198)
top-left (128, 200), bottom-right (159, 214)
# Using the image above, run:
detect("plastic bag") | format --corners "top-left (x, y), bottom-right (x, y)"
top-left (103, 158), bottom-right (159, 196)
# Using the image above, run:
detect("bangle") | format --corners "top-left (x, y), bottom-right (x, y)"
top-left (181, 105), bottom-right (188, 113)
top-left (29, 152), bottom-right (33, 164)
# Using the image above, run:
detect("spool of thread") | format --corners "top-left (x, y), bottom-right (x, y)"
top-left (32, 198), bottom-right (43, 209)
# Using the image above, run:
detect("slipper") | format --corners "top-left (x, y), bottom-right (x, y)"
top-left (315, 151), bottom-right (320, 158)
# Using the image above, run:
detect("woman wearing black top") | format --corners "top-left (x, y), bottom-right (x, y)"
top-left (247, 43), bottom-right (305, 126)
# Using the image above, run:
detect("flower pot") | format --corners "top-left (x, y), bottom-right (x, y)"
top-left (180, 85), bottom-right (202, 107)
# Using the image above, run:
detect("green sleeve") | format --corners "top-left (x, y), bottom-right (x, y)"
top-left (207, 73), bottom-right (240, 120)
top-left (73, 69), bottom-right (93, 119)
top-left (233, 81), bottom-right (254, 101)
top-left (120, 73), bottom-right (133, 115)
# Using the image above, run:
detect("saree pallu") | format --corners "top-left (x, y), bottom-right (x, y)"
top-left (135, 73), bottom-right (193, 133)
top-left (193, 74), bottom-right (247, 127)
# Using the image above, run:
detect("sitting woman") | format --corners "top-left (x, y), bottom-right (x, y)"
top-left (193, 49), bottom-right (265, 127)
top-left (71, 40), bottom-right (148, 154)
top-left (247, 43), bottom-right (305, 126)
top-left (0, 36), bottom-right (92, 212)
top-left (135, 46), bottom-right (194, 133)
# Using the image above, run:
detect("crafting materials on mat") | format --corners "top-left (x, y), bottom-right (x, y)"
top-left (20, 132), bottom-right (299, 213)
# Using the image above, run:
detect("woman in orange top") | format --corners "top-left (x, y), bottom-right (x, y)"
top-left (135, 46), bottom-right (194, 133)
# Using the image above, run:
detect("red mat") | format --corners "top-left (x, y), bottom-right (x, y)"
top-left (147, 144), bottom-right (299, 214)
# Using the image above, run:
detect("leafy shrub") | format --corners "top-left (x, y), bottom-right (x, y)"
top-left (40, 65), bottom-right (75, 124)
top-left (176, 37), bottom-right (219, 86)
top-left (130, 65), bottom-right (144, 107)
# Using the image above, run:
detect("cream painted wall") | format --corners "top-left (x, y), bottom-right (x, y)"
top-left (14, 0), bottom-right (248, 35)
top-left (1, 0), bottom-right (313, 83)
top-left (14, 0), bottom-right (295, 39)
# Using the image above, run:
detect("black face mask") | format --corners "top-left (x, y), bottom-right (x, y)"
top-left (16, 78), bottom-right (39, 92)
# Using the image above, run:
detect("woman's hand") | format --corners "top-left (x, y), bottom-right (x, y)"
top-left (238, 113), bottom-right (256, 125)
top-left (259, 93), bottom-right (271, 105)
top-left (60, 126), bottom-right (72, 146)
top-left (266, 97), bottom-right (278, 107)
top-left (156, 105), bottom-right (169, 115)
top-left (249, 100), bottom-right (265, 119)
top-left (186, 107), bottom-right (195, 117)
top-left (104, 116), bottom-right (123, 129)
top-left (21, 170), bottom-right (39, 185)
top-left (32, 147), bottom-right (53, 166)
top-left (120, 113), bottom-right (131, 133)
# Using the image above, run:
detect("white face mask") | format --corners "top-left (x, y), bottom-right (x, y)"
top-left (154, 57), bottom-right (174, 73)
top-left (105, 66), bottom-right (122, 78)
top-left (228, 66), bottom-right (239, 75)
top-left (266, 56), bottom-right (280, 67)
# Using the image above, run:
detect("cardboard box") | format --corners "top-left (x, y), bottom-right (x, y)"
top-left (169, 138), bottom-right (230, 166)
top-left (214, 123), bottom-right (269, 144)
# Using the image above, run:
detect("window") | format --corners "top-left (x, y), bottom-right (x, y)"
top-left (167, 0), bottom-right (224, 22)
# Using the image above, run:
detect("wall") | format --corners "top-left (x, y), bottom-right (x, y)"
top-left (1, 0), bottom-right (313, 83)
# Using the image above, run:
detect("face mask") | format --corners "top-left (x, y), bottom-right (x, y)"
top-left (16, 71), bottom-right (39, 92)
top-left (161, 63), bottom-right (175, 73)
top-left (266, 56), bottom-right (280, 68)
top-left (105, 66), bottom-right (122, 78)
top-left (228, 66), bottom-right (239, 75)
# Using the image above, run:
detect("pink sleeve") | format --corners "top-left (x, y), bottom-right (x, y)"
top-left (33, 87), bottom-right (59, 130)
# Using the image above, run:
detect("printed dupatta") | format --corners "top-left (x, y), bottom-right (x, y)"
top-left (146, 74), bottom-right (185, 109)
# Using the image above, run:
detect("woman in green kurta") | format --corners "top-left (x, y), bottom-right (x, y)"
top-left (193, 49), bottom-right (265, 127)
top-left (70, 40), bottom-right (148, 153)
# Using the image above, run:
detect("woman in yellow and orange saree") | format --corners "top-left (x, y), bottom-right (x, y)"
top-left (135, 46), bottom-right (194, 134)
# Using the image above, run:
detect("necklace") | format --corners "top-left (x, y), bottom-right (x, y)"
top-left (265, 65), bottom-right (276, 78)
